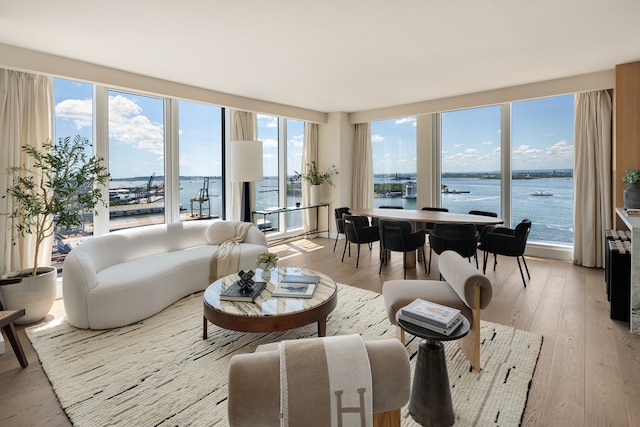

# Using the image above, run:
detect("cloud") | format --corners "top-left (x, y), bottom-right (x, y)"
top-left (395, 117), bottom-right (417, 126)
top-left (108, 95), bottom-right (164, 155)
top-left (371, 134), bottom-right (384, 143)
top-left (261, 138), bottom-right (278, 148)
top-left (55, 98), bottom-right (92, 130)
top-left (257, 114), bottom-right (278, 128)
top-left (482, 141), bottom-right (493, 145)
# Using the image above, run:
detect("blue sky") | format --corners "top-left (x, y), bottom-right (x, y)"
top-left (54, 78), bottom-right (574, 179)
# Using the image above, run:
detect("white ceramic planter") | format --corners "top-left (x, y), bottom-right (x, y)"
top-left (310, 184), bottom-right (323, 205)
top-left (1, 266), bottom-right (57, 325)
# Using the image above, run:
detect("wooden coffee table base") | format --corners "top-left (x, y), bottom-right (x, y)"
top-left (202, 311), bottom-right (331, 340)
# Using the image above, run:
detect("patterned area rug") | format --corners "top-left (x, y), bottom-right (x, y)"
top-left (26, 284), bottom-right (542, 426)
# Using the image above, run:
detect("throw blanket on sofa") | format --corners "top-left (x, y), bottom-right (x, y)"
top-left (208, 221), bottom-right (253, 282)
top-left (279, 334), bottom-right (373, 427)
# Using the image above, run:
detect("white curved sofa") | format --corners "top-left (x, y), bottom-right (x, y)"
top-left (62, 220), bottom-right (267, 329)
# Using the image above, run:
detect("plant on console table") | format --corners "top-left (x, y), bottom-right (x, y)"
top-left (622, 167), bottom-right (640, 209)
top-left (289, 160), bottom-right (338, 205)
top-left (1, 135), bottom-right (110, 324)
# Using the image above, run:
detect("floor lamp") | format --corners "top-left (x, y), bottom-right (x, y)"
top-left (230, 140), bottom-right (263, 223)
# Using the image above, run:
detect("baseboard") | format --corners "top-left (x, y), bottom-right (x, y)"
top-left (525, 242), bottom-right (573, 261)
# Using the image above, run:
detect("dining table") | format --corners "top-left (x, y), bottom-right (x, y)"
top-left (349, 208), bottom-right (504, 269)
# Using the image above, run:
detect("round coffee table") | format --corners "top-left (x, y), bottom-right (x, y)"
top-left (396, 313), bottom-right (470, 427)
top-left (203, 267), bottom-right (337, 339)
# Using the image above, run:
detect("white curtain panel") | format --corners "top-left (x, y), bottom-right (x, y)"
top-left (302, 122), bottom-right (318, 232)
top-left (352, 123), bottom-right (373, 209)
top-left (573, 90), bottom-right (612, 267)
top-left (230, 110), bottom-right (257, 222)
top-left (0, 69), bottom-right (54, 275)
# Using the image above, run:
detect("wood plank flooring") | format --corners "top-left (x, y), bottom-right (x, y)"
top-left (1, 237), bottom-right (640, 426)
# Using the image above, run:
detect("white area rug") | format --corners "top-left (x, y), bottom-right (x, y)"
top-left (26, 284), bottom-right (542, 426)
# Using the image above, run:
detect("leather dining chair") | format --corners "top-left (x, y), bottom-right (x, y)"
top-left (428, 223), bottom-right (479, 275)
top-left (342, 214), bottom-right (380, 268)
top-left (378, 219), bottom-right (427, 279)
top-left (478, 219), bottom-right (532, 287)
top-left (468, 210), bottom-right (498, 236)
top-left (372, 205), bottom-right (404, 227)
top-left (333, 207), bottom-right (351, 252)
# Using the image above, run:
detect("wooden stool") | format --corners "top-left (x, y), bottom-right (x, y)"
top-left (0, 278), bottom-right (29, 368)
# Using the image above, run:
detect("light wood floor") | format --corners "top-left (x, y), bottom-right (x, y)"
top-left (2, 237), bottom-right (640, 426)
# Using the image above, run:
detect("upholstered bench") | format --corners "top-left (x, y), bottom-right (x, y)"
top-left (382, 250), bottom-right (493, 372)
top-left (228, 337), bottom-right (411, 427)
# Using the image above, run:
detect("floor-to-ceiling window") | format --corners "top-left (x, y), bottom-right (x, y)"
top-left (511, 95), bottom-right (574, 245)
top-left (52, 78), bottom-right (95, 270)
top-left (108, 90), bottom-right (165, 231)
top-left (439, 95), bottom-right (574, 246)
top-left (440, 105), bottom-right (502, 215)
top-left (371, 117), bottom-right (417, 208)
top-left (178, 101), bottom-right (223, 221)
top-left (286, 119), bottom-right (304, 229)
top-left (256, 114), bottom-right (279, 231)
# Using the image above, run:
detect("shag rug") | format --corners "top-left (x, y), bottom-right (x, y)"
top-left (26, 284), bottom-right (542, 426)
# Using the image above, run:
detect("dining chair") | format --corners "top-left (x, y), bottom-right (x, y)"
top-left (378, 219), bottom-right (427, 279)
top-left (333, 207), bottom-right (351, 252)
top-left (341, 214), bottom-right (380, 268)
top-left (428, 223), bottom-right (479, 275)
top-left (468, 210), bottom-right (498, 235)
top-left (421, 206), bottom-right (449, 235)
top-left (372, 205), bottom-right (404, 227)
top-left (478, 219), bottom-right (532, 287)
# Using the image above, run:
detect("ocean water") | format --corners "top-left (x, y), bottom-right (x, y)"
top-left (111, 175), bottom-right (574, 245)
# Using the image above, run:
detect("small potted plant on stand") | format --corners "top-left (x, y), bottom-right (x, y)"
top-left (622, 167), bottom-right (640, 209)
top-left (1, 135), bottom-right (110, 324)
top-left (290, 160), bottom-right (338, 205)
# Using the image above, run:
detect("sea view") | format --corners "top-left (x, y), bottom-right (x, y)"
top-left (108, 171), bottom-right (574, 246)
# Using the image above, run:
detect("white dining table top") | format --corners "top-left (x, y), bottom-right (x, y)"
top-left (350, 208), bottom-right (504, 225)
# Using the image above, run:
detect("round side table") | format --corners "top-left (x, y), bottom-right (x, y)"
top-left (396, 313), bottom-right (470, 427)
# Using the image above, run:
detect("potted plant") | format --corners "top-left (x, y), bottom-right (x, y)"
top-left (256, 252), bottom-right (278, 270)
top-left (622, 167), bottom-right (640, 209)
top-left (290, 160), bottom-right (338, 205)
top-left (1, 135), bottom-right (110, 324)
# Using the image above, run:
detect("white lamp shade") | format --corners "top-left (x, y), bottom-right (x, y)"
top-left (230, 140), bottom-right (264, 183)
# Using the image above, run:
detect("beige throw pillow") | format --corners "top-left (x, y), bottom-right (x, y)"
top-left (206, 221), bottom-right (236, 244)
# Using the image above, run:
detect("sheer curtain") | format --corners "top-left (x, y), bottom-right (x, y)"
top-left (302, 122), bottom-right (318, 232)
top-left (353, 123), bottom-right (373, 208)
top-left (0, 69), bottom-right (54, 275)
top-left (573, 90), bottom-right (612, 267)
top-left (229, 110), bottom-right (257, 221)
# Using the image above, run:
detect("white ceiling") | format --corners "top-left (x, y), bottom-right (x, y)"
top-left (1, 0), bottom-right (639, 113)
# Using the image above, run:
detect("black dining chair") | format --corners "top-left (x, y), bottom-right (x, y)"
top-left (378, 219), bottom-right (427, 279)
top-left (478, 219), bottom-right (532, 287)
top-left (372, 205), bottom-right (404, 227)
top-left (342, 214), bottom-right (380, 268)
top-left (333, 207), bottom-right (351, 252)
top-left (421, 206), bottom-right (449, 235)
top-left (427, 223), bottom-right (479, 275)
top-left (468, 210), bottom-right (498, 236)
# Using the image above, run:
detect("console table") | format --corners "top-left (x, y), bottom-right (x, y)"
top-left (253, 203), bottom-right (330, 243)
top-left (615, 208), bottom-right (640, 333)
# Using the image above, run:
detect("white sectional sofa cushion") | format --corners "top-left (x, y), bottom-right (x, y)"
top-left (62, 220), bottom-right (267, 329)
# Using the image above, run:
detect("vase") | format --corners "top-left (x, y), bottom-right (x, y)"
top-left (310, 184), bottom-right (323, 206)
top-left (624, 183), bottom-right (640, 209)
top-left (1, 266), bottom-right (57, 325)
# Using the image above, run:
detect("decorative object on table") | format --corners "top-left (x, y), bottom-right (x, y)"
top-left (622, 166), bottom-right (640, 209)
top-left (2, 136), bottom-right (110, 324)
top-left (289, 160), bottom-right (338, 205)
top-left (219, 270), bottom-right (266, 302)
top-left (256, 252), bottom-right (278, 271)
top-left (230, 140), bottom-right (263, 223)
top-left (271, 274), bottom-right (320, 298)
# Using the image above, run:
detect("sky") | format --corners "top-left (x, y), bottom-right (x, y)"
top-left (54, 78), bottom-right (574, 179)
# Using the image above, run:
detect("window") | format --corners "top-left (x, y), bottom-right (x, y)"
top-left (178, 101), bottom-right (223, 220)
top-left (108, 90), bottom-right (166, 231)
top-left (286, 119), bottom-right (304, 229)
top-left (52, 78), bottom-right (95, 270)
top-left (511, 95), bottom-right (574, 245)
top-left (256, 114), bottom-right (279, 231)
top-left (438, 95), bottom-right (574, 245)
top-left (371, 117), bottom-right (417, 208)
top-left (440, 105), bottom-right (502, 216)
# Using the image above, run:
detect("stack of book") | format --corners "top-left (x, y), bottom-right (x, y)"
top-left (398, 298), bottom-right (464, 336)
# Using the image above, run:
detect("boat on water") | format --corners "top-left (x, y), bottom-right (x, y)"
top-left (531, 191), bottom-right (553, 196)
top-left (441, 185), bottom-right (470, 194)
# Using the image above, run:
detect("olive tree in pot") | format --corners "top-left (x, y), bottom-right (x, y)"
top-left (1, 136), bottom-right (110, 324)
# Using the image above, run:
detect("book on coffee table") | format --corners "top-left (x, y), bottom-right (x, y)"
top-left (272, 275), bottom-right (320, 298)
top-left (219, 281), bottom-right (266, 302)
